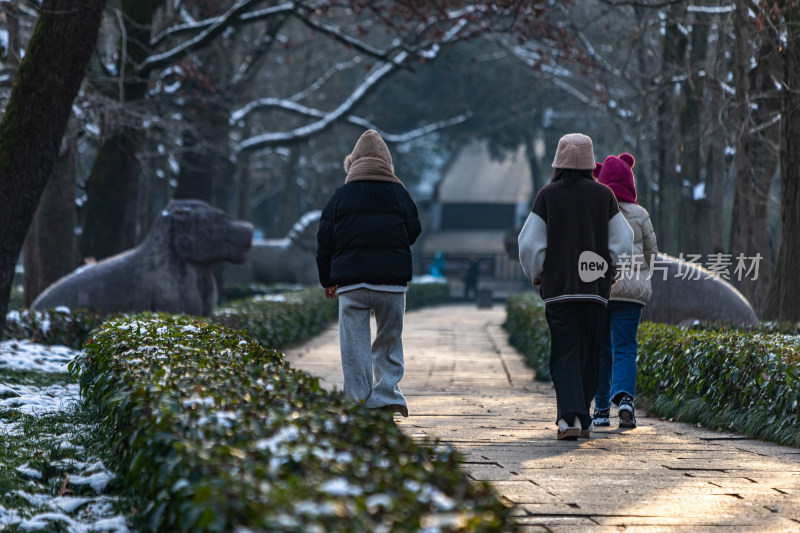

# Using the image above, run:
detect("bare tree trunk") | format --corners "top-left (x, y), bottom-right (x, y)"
top-left (679, 19), bottom-right (709, 253)
top-left (23, 136), bottom-right (78, 305)
top-left (763, 4), bottom-right (800, 322)
top-left (705, 141), bottom-right (727, 253)
top-left (0, 0), bottom-right (108, 331)
top-left (655, 5), bottom-right (688, 255)
top-left (175, 98), bottom-right (232, 207)
top-left (235, 151), bottom-right (252, 221)
top-left (731, 0), bottom-right (779, 314)
top-left (81, 0), bottom-right (160, 260)
top-left (732, 0), bottom-right (759, 311)
top-left (82, 128), bottom-right (141, 259)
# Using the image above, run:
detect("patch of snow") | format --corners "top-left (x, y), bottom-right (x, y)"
top-left (163, 81), bottom-right (182, 94)
top-left (0, 340), bottom-right (77, 373)
top-left (182, 395), bottom-right (215, 409)
top-left (253, 294), bottom-right (288, 303)
top-left (320, 478), bottom-right (362, 497)
top-left (693, 182), bottom-right (707, 201)
top-left (0, 504), bottom-right (22, 528)
top-left (0, 384), bottom-right (79, 415)
top-left (412, 275), bottom-right (448, 285)
top-left (15, 466), bottom-right (43, 480)
top-left (50, 497), bottom-right (93, 514)
top-left (69, 471), bottom-right (114, 493)
top-left (293, 500), bottom-right (338, 516)
top-left (687, 4), bottom-right (734, 14)
top-left (366, 494), bottom-right (393, 512)
top-left (255, 425), bottom-right (299, 454)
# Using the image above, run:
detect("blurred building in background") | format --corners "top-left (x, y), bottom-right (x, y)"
top-left (421, 140), bottom-right (532, 298)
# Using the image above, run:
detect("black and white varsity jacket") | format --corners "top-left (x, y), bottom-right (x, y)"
top-left (518, 178), bottom-right (633, 306)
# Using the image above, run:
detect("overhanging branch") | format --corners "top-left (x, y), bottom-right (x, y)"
top-left (235, 51), bottom-right (410, 152)
top-left (140, 1), bottom-right (296, 74)
top-left (150, 1), bottom-right (295, 49)
top-left (231, 96), bottom-right (471, 145)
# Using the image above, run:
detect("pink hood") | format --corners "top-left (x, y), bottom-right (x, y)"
top-left (595, 153), bottom-right (637, 204)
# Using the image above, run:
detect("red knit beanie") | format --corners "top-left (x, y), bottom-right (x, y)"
top-left (596, 153), bottom-right (636, 204)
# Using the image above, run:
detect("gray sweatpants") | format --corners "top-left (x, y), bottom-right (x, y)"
top-left (338, 288), bottom-right (407, 409)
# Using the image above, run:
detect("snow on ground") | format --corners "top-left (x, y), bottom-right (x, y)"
top-left (1, 342), bottom-right (131, 532)
top-left (0, 383), bottom-right (80, 418)
top-left (0, 339), bottom-right (76, 374)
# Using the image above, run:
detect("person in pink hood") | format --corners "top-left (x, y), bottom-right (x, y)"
top-left (592, 153), bottom-right (658, 429)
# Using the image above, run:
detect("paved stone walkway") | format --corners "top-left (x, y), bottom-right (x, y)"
top-left (285, 304), bottom-right (800, 532)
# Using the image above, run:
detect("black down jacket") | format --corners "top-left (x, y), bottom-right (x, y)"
top-left (316, 181), bottom-right (422, 288)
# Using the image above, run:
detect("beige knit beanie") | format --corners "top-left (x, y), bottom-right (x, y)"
top-left (344, 129), bottom-right (393, 173)
top-left (551, 133), bottom-right (596, 170)
top-left (344, 129), bottom-right (404, 186)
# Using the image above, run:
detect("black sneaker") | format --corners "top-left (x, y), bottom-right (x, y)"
top-left (592, 408), bottom-right (611, 427)
top-left (618, 395), bottom-right (636, 428)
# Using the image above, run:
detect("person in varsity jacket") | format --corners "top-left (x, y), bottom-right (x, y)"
top-left (518, 133), bottom-right (633, 440)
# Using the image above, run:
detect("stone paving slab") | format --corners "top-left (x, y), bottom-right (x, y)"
top-left (285, 304), bottom-right (800, 532)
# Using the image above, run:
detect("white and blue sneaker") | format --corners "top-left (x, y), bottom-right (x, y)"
top-left (592, 408), bottom-right (611, 427)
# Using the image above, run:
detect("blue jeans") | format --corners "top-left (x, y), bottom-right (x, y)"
top-left (594, 300), bottom-right (643, 410)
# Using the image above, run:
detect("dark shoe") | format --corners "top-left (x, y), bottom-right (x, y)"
top-left (618, 395), bottom-right (636, 428)
top-left (592, 408), bottom-right (611, 427)
top-left (380, 404), bottom-right (409, 418)
top-left (557, 418), bottom-right (580, 440)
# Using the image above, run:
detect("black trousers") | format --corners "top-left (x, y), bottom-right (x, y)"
top-left (545, 301), bottom-right (604, 429)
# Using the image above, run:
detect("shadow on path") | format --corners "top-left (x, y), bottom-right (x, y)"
top-left (286, 304), bottom-right (800, 532)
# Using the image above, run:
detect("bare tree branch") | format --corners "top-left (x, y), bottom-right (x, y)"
top-left (597, 0), bottom-right (682, 7)
top-left (286, 57), bottom-right (364, 103)
top-left (291, 9), bottom-right (408, 66)
top-left (235, 51), bottom-right (410, 152)
top-left (150, 1), bottom-right (295, 49)
top-left (140, 1), bottom-right (296, 73)
top-left (229, 93), bottom-right (471, 143)
top-left (352, 112), bottom-right (472, 143)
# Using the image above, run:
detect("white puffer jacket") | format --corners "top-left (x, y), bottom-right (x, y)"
top-left (612, 202), bottom-right (658, 305)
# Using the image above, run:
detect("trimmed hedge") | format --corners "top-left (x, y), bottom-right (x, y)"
top-left (215, 288), bottom-right (338, 350)
top-left (5, 288), bottom-right (336, 351)
top-left (222, 280), bottom-right (451, 313)
top-left (504, 292), bottom-right (800, 446)
top-left (220, 282), bottom-right (305, 304)
top-left (4, 308), bottom-right (110, 349)
top-left (72, 315), bottom-right (510, 532)
top-left (638, 323), bottom-right (800, 446)
top-left (406, 277), bottom-right (451, 310)
top-left (503, 293), bottom-right (551, 381)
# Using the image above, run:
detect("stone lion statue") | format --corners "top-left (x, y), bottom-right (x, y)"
top-left (224, 210), bottom-right (320, 286)
top-left (504, 227), bottom-right (757, 325)
top-left (641, 254), bottom-right (758, 326)
top-left (32, 199), bottom-right (253, 316)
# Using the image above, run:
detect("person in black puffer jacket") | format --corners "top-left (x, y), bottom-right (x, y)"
top-left (316, 129), bottom-right (421, 417)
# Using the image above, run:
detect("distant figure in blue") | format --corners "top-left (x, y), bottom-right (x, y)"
top-left (429, 251), bottom-right (446, 278)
